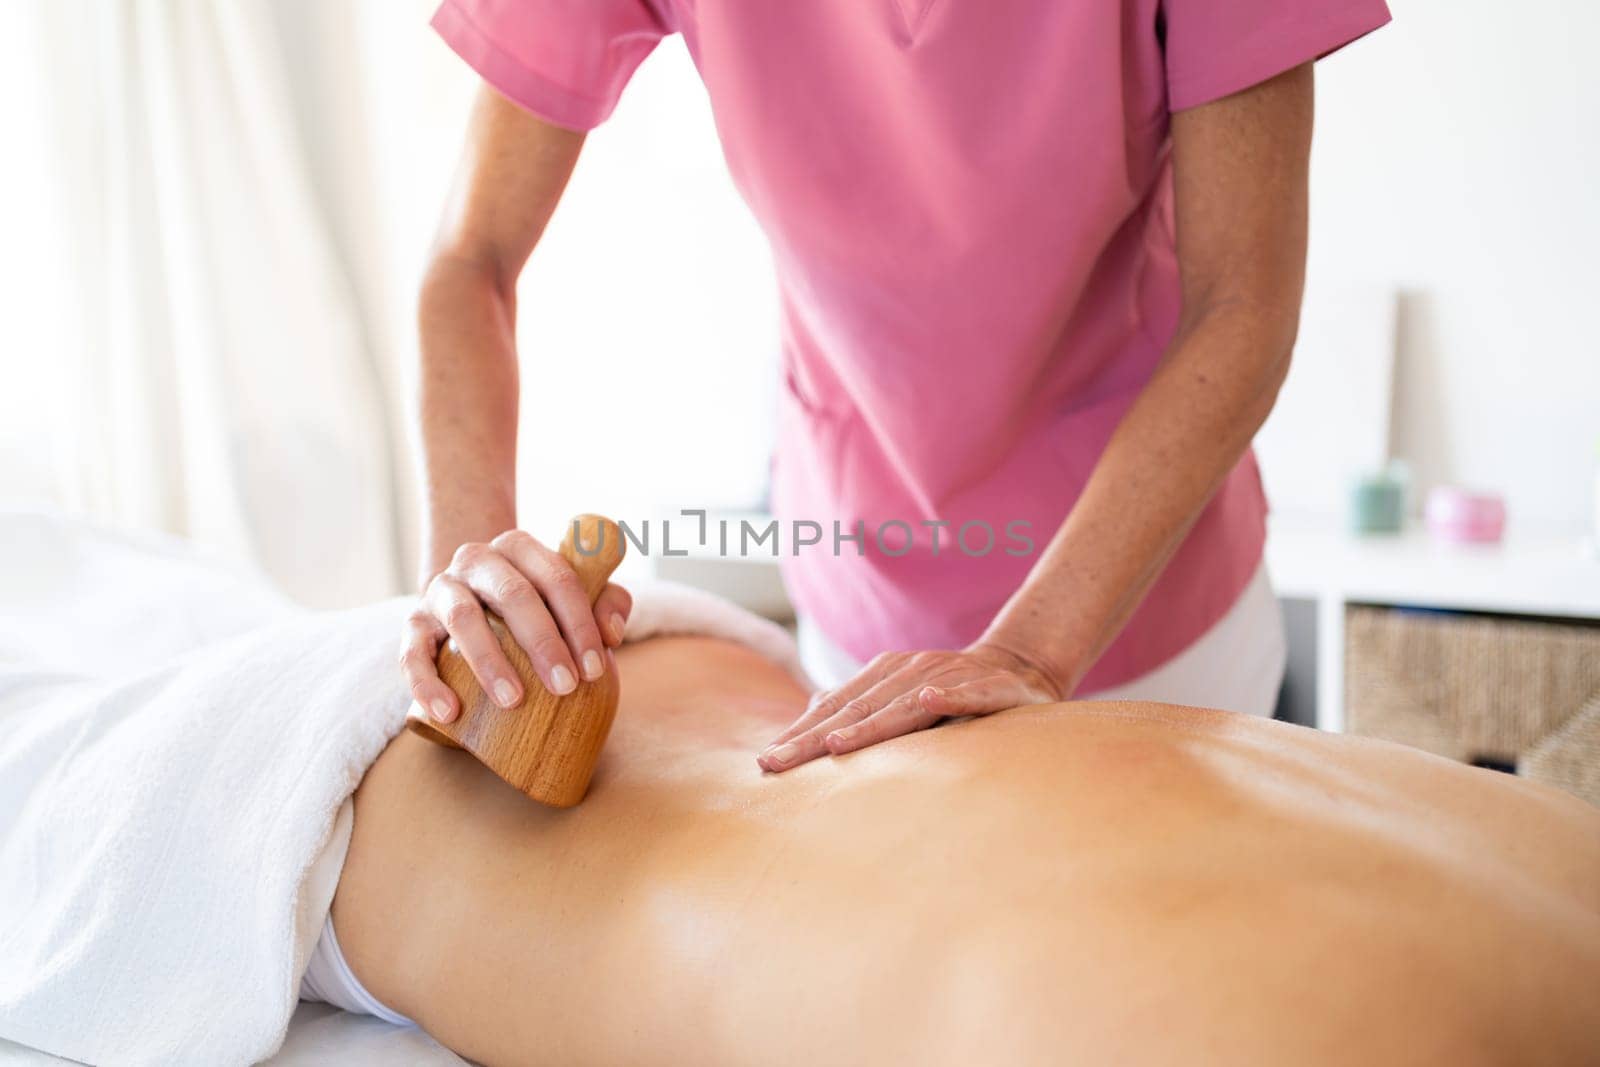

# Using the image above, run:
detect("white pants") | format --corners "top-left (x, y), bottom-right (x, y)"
top-left (298, 799), bottom-right (415, 1026)
top-left (796, 561), bottom-right (1287, 719)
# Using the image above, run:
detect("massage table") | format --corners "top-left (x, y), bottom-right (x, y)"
top-left (0, 1003), bottom-right (462, 1067)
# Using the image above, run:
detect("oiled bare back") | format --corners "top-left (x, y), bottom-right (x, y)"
top-left (336, 637), bottom-right (1600, 1067)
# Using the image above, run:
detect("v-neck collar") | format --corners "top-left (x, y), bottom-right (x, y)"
top-left (890, 0), bottom-right (938, 43)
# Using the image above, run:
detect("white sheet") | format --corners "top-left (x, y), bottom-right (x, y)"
top-left (0, 1002), bottom-right (463, 1067)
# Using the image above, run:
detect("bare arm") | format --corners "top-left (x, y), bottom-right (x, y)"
top-left (417, 88), bottom-right (582, 580)
top-left (762, 63), bottom-right (1313, 769)
top-left (403, 87), bottom-right (631, 725)
top-left (981, 62), bottom-right (1312, 691)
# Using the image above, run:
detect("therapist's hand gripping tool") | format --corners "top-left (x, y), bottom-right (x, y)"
top-left (405, 514), bottom-right (625, 808)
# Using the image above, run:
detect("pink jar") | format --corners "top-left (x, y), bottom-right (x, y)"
top-left (1424, 487), bottom-right (1506, 544)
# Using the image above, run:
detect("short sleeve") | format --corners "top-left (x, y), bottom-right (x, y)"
top-left (431, 0), bottom-right (673, 131)
top-left (1161, 0), bottom-right (1392, 112)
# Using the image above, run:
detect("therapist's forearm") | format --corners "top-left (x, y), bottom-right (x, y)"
top-left (982, 305), bottom-right (1293, 695)
top-left (411, 87), bottom-right (586, 589)
top-left (983, 63), bottom-right (1312, 696)
top-left (415, 254), bottom-right (521, 587)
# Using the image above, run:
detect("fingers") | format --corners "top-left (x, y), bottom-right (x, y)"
top-left (424, 574), bottom-right (524, 709)
top-left (754, 647), bottom-right (1041, 772)
top-left (821, 690), bottom-right (941, 756)
top-left (753, 644), bottom-right (1061, 774)
top-left (407, 530), bottom-right (633, 717)
top-left (491, 531), bottom-right (608, 684)
top-left (454, 546), bottom-right (580, 696)
top-left (764, 652), bottom-right (901, 750)
top-left (759, 663), bottom-right (919, 773)
top-left (757, 699), bottom-right (871, 773)
top-left (763, 696), bottom-right (846, 753)
top-left (594, 582), bottom-right (632, 647)
top-left (400, 610), bottom-right (460, 723)
top-left (917, 674), bottom-right (1031, 718)
top-left (760, 681), bottom-right (866, 755)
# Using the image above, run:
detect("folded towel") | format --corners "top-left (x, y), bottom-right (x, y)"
top-left (620, 576), bottom-right (814, 691)
top-left (0, 512), bottom-right (805, 1066)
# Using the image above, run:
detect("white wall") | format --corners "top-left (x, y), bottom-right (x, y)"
top-left (1306, 0), bottom-right (1599, 532)
top-left (346, 4), bottom-right (779, 581)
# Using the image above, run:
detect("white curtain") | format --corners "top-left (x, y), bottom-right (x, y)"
top-left (8, 1), bottom-right (401, 607)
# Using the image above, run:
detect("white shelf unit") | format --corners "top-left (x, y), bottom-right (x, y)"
top-left (1264, 519), bottom-right (1600, 732)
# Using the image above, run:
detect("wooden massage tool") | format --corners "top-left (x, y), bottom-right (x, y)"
top-left (405, 514), bottom-right (625, 807)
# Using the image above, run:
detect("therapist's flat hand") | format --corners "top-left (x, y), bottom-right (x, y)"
top-left (401, 531), bottom-right (632, 724)
top-left (757, 643), bottom-right (1064, 772)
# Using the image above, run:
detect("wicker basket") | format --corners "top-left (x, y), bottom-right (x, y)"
top-left (1344, 606), bottom-right (1600, 806)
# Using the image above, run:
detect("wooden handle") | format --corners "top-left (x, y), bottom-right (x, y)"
top-left (405, 514), bottom-right (626, 807)
top-left (560, 514), bottom-right (625, 604)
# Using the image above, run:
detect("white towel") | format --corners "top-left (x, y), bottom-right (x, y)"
top-left (619, 575), bottom-right (814, 692)
top-left (0, 512), bottom-right (806, 1066)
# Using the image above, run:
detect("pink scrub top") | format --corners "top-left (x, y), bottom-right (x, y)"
top-left (433, 0), bottom-right (1391, 692)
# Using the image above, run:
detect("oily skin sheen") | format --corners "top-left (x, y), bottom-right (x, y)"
top-left (335, 637), bottom-right (1600, 1067)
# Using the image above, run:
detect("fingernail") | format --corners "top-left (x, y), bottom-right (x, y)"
top-left (581, 649), bottom-right (603, 681)
top-left (765, 742), bottom-right (797, 767)
top-left (825, 730), bottom-right (850, 749)
top-left (493, 679), bottom-right (519, 708)
top-left (608, 613), bottom-right (626, 644)
top-left (551, 665), bottom-right (576, 695)
top-left (429, 698), bottom-right (453, 723)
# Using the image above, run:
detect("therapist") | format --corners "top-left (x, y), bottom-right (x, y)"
top-left (401, 0), bottom-right (1391, 772)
